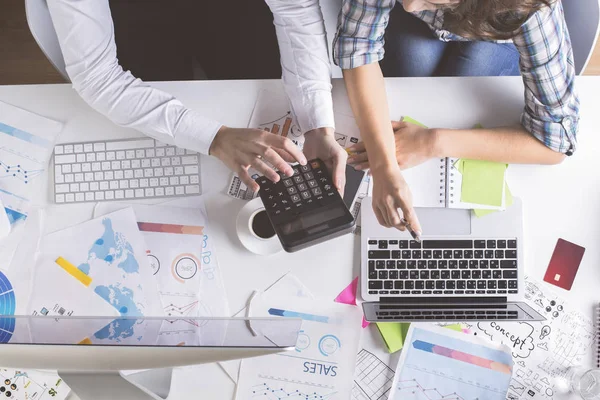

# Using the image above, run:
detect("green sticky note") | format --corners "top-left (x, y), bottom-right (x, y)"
top-left (459, 159), bottom-right (507, 207)
top-left (376, 322), bottom-right (411, 353)
top-left (474, 183), bottom-right (514, 217)
top-left (402, 116), bottom-right (427, 128)
top-left (443, 324), bottom-right (464, 332)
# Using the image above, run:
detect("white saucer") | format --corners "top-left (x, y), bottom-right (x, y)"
top-left (236, 198), bottom-right (282, 255)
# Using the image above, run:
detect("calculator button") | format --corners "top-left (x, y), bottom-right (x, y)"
top-left (301, 191), bottom-right (311, 199)
top-left (287, 187), bottom-right (298, 195)
top-left (323, 184), bottom-right (333, 191)
top-left (298, 183), bottom-right (308, 191)
top-left (304, 172), bottom-right (314, 180)
top-left (307, 180), bottom-right (318, 188)
top-left (312, 187), bottom-right (322, 196)
top-left (282, 179), bottom-right (293, 187)
top-left (292, 167), bottom-right (300, 175)
top-left (300, 164), bottom-right (311, 172)
top-left (291, 194), bottom-right (301, 202)
top-left (293, 175), bottom-right (304, 184)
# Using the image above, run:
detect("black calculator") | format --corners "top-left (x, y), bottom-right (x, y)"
top-left (255, 159), bottom-right (355, 252)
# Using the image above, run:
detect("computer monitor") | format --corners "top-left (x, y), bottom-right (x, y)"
top-left (0, 315), bottom-right (302, 400)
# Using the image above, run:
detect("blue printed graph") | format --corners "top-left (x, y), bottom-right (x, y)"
top-left (0, 159), bottom-right (43, 184)
top-left (0, 271), bottom-right (16, 343)
top-left (4, 208), bottom-right (27, 225)
top-left (252, 382), bottom-right (337, 399)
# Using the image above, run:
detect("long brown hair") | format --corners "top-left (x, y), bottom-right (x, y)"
top-left (443, 0), bottom-right (554, 40)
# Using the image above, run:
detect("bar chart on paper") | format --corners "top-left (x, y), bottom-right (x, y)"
top-left (389, 327), bottom-right (513, 400)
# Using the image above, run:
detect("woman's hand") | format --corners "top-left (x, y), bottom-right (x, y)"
top-left (302, 127), bottom-right (348, 194)
top-left (370, 164), bottom-right (422, 234)
top-left (347, 121), bottom-right (438, 171)
top-left (209, 126), bottom-right (307, 192)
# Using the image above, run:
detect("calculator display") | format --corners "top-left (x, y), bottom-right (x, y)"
top-left (280, 206), bottom-right (346, 235)
top-left (255, 159), bottom-right (355, 252)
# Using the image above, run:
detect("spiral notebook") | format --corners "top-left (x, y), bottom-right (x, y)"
top-left (392, 117), bottom-right (508, 210)
top-left (596, 303), bottom-right (600, 368)
top-left (398, 157), bottom-right (508, 210)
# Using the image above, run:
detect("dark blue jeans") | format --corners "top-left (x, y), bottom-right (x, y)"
top-left (380, 6), bottom-right (520, 77)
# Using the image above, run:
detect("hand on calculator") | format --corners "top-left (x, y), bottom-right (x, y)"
top-left (303, 128), bottom-right (348, 195)
top-left (209, 126), bottom-right (307, 192)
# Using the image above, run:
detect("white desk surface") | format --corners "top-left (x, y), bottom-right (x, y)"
top-left (0, 77), bottom-right (599, 399)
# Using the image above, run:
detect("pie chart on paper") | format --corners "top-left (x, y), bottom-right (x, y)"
top-left (0, 271), bottom-right (16, 343)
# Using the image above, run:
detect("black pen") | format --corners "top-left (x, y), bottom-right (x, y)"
top-left (401, 218), bottom-right (421, 243)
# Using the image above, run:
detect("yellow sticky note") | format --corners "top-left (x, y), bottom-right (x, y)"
top-left (376, 322), bottom-right (411, 353)
top-left (459, 159), bottom-right (507, 207)
top-left (55, 256), bottom-right (92, 287)
top-left (474, 183), bottom-right (514, 217)
top-left (401, 116), bottom-right (427, 128)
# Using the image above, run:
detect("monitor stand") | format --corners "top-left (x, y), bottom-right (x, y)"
top-left (59, 368), bottom-right (173, 400)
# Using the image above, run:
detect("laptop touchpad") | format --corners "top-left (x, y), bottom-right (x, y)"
top-left (414, 207), bottom-right (471, 236)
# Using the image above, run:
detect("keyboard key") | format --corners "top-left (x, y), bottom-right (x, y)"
top-left (438, 260), bottom-right (448, 269)
top-left (368, 240), bottom-right (377, 245)
top-left (480, 260), bottom-right (489, 269)
top-left (376, 261), bottom-right (385, 269)
top-left (410, 271), bottom-right (419, 279)
top-left (402, 250), bottom-right (411, 259)
top-left (472, 271), bottom-right (481, 279)
top-left (412, 250), bottom-right (422, 259)
top-left (420, 271), bottom-right (429, 280)
top-left (378, 240), bottom-right (388, 249)
top-left (394, 281), bottom-right (404, 290)
top-left (397, 261), bottom-right (406, 269)
top-left (55, 154), bottom-right (76, 164)
top-left (493, 270), bottom-right (502, 279)
top-left (469, 260), bottom-right (478, 269)
top-left (495, 250), bottom-right (504, 258)
top-left (451, 271), bottom-right (460, 279)
top-left (501, 260), bottom-right (517, 268)
top-left (453, 250), bottom-right (463, 259)
top-left (490, 260), bottom-right (499, 269)
top-left (384, 281), bottom-right (393, 290)
top-left (423, 240), bottom-right (473, 249)
top-left (482, 270), bottom-right (491, 279)
top-left (474, 250), bottom-right (483, 259)
top-left (459, 260), bottom-right (468, 269)
top-left (409, 241), bottom-right (421, 249)
top-left (448, 260), bottom-right (458, 269)
top-left (433, 250), bottom-right (442, 259)
top-left (405, 281), bottom-right (414, 290)
top-left (392, 251), bottom-right (401, 259)
top-left (368, 251), bottom-right (390, 259)
top-left (415, 281), bottom-right (424, 290)
top-left (369, 281), bottom-right (382, 290)
top-left (498, 280), bottom-right (507, 289)
top-left (428, 260), bottom-right (437, 269)
top-left (508, 240), bottom-right (517, 248)
top-left (497, 240), bottom-right (507, 248)
top-left (464, 250), bottom-right (473, 259)
top-left (477, 281), bottom-right (486, 289)
top-left (474, 240), bottom-right (486, 248)
top-left (407, 261), bottom-right (416, 269)
top-left (503, 270), bottom-right (518, 279)
top-left (423, 250), bottom-right (432, 259)
top-left (487, 240), bottom-right (496, 248)
top-left (505, 250), bottom-right (517, 258)
top-left (389, 271), bottom-right (399, 279)
top-left (417, 261), bottom-right (427, 269)
top-left (462, 271), bottom-right (471, 279)
top-left (386, 260), bottom-right (395, 269)
top-left (378, 271), bottom-right (388, 279)
top-left (399, 240), bottom-right (409, 249)
top-left (508, 280), bottom-right (518, 289)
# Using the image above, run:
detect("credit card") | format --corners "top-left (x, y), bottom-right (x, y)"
top-left (543, 239), bottom-right (586, 290)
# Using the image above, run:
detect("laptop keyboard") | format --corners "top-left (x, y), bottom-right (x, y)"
top-left (367, 239), bottom-right (518, 296)
top-left (375, 309), bottom-right (520, 321)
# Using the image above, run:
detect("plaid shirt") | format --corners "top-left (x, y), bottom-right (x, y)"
top-left (333, 0), bottom-right (579, 154)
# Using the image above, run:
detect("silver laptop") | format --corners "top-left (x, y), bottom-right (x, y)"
top-left (360, 197), bottom-right (544, 322)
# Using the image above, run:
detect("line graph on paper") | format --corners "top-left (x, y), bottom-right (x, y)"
top-left (251, 375), bottom-right (338, 399)
top-left (352, 349), bottom-right (395, 400)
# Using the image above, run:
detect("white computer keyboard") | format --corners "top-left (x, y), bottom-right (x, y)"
top-left (52, 138), bottom-right (201, 203)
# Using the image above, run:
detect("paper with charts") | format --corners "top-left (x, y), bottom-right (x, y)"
top-left (0, 369), bottom-right (70, 400)
top-left (469, 276), bottom-right (597, 400)
top-left (228, 90), bottom-right (305, 200)
top-left (389, 324), bottom-right (513, 400)
top-left (95, 201), bottom-right (230, 345)
top-left (236, 295), bottom-right (363, 399)
top-left (32, 208), bottom-right (162, 344)
top-left (0, 101), bottom-right (61, 225)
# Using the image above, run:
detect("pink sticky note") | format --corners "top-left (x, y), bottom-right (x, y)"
top-left (334, 277), bottom-right (369, 328)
